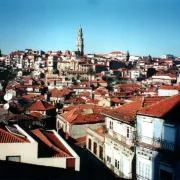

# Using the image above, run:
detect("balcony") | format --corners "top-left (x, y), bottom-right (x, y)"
top-left (106, 130), bottom-right (134, 149)
top-left (136, 135), bottom-right (175, 151)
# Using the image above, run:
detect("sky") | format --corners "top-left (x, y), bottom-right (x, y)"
top-left (0, 0), bottom-right (180, 57)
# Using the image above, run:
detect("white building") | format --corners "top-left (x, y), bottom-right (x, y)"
top-left (56, 107), bottom-right (105, 139)
top-left (0, 125), bottom-right (80, 171)
top-left (86, 127), bottom-right (105, 162)
top-left (161, 54), bottom-right (174, 59)
top-left (136, 94), bottom-right (180, 180)
top-left (87, 99), bottom-right (143, 179)
top-left (158, 85), bottom-right (180, 96)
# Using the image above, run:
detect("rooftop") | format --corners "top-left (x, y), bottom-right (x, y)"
top-left (0, 125), bottom-right (30, 143)
top-left (31, 129), bottom-right (72, 157)
top-left (27, 100), bottom-right (55, 111)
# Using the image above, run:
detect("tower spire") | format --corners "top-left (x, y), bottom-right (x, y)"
top-left (76, 26), bottom-right (84, 56)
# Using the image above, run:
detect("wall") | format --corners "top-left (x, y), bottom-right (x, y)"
top-left (52, 130), bottom-right (80, 171)
top-left (105, 116), bottom-right (134, 145)
top-left (137, 115), bottom-right (162, 139)
top-left (0, 143), bottom-right (38, 163)
top-left (86, 128), bottom-right (104, 162)
top-left (158, 89), bottom-right (179, 96)
top-left (104, 135), bottom-right (134, 179)
top-left (70, 122), bottom-right (105, 139)
top-left (98, 99), bottom-right (110, 107)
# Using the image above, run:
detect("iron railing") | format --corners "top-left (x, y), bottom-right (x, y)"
top-left (106, 130), bottom-right (134, 148)
top-left (136, 135), bottom-right (175, 151)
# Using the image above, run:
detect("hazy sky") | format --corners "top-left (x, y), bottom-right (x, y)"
top-left (0, 0), bottom-right (180, 57)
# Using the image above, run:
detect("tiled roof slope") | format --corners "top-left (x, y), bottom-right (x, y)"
top-left (142, 97), bottom-right (167, 107)
top-left (138, 94), bottom-right (180, 118)
top-left (102, 99), bottom-right (143, 123)
top-left (0, 128), bottom-right (29, 143)
top-left (27, 100), bottom-right (55, 111)
top-left (159, 85), bottom-right (180, 90)
top-left (61, 108), bottom-right (105, 124)
top-left (50, 88), bottom-right (73, 97)
top-left (31, 129), bottom-right (71, 157)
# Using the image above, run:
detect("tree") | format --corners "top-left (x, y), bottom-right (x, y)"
top-left (116, 72), bottom-right (122, 80)
top-left (87, 67), bottom-right (95, 81)
top-left (147, 68), bottom-right (156, 78)
top-left (40, 73), bottom-right (45, 78)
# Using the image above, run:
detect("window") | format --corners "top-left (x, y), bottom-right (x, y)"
top-left (127, 127), bottom-right (130, 138)
top-left (107, 156), bottom-right (111, 163)
top-left (138, 161), bottom-right (150, 179)
top-left (99, 146), bottom-right (103, 160)
top-left (6, 156), bottom-right (20, 162)
top-left (110, 121), bottom-right (113, 130)
top-left (93, 142), bottom-right (97, 155)
top-left (88, 138), bottom-right (92, 151)
top-left (115, 159), bottom-right (120, 169)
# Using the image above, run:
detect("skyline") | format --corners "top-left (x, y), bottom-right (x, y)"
top-left (0, 0), bottom-right (180, 57)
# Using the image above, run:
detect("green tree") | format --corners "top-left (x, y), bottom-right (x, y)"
top-left (116, 72), bottom-right (122, 80)
top-left (87, 67), bottom-right (95, 81)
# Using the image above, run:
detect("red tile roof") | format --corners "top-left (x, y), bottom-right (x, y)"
top-left (27, 100), bottom-right (55, 111)
top-left (109, 51), bottom-right (123, 55)
top-left (79, 91), bottom-right (91, 98)
top-left (93, 90), bottom-right (107, 96)
top-left (65, 97), bottom-right (86, 104)
top-left (63, 104), bottom-right (98, 111)
top-left (142, 97), bottom-right (166, 107)
top-left (31, 129), bottom-right (71, 157)
top-left (159, 85), bottom-right (180, 90)
top-left (8, 114), bottom-right (33, 121)
top-left (30, 112), bottom-right (49, 119)
top-left (50, 88), bottom-right (73, 97)
top-left (75, 136), bottom-right (86, 146)
top-left (138, 94), bottom-right (180, 118)
top-left (61, 108), bottom-right (105, 125)
top-left (95, 127), bottom-right (104, 136)
top-left (102, 99), bottom-right (143, 122)
top-left (111, 97), bottom-right (122, 103)
top-left (98, 79), bottom-right (106, 83)
top-left (0, 127), bottom-right (29, 143)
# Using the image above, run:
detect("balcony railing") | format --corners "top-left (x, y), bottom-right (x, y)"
top-left (136, 135), bottom-right (175, 151)
top-left (106, 130), bottom-right (134, 148)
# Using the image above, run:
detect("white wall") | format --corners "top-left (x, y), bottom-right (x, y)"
top-left (0, 126), bottom-right (80, 171)
top-left (105, 116), bottom-right (134, 145)
top-left (104, 137), bottom-right (134, 179)
top-left (136, 155), bottom-right (152, 179)
top-left (158, 89), bottom-right (179, 96)
top-left (70, 122), bottom-right (105, 139)
top-left (0, 143), bottom-right (38, 162)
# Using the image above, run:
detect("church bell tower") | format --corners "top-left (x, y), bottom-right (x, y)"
top-left (76, 26), bottom-right (84, 56)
